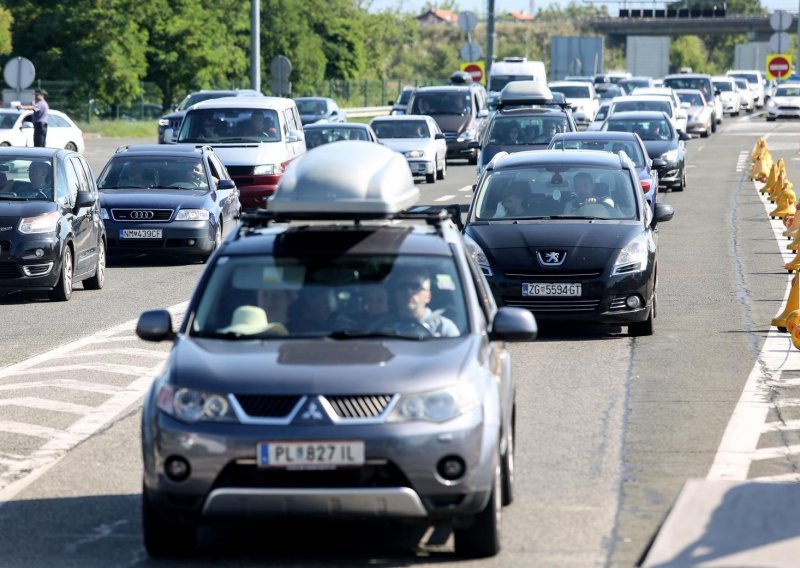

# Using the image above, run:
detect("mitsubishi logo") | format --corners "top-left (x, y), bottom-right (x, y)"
top-left (130, 210), bottom-right (155, 220)
top-left (536, 250), bottom-right (566, 266)
top-left (300, 400), bottom-right (324, 421)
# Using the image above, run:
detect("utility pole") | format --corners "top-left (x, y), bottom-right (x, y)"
top-left (251, 0), bottom-right (261, 92)
top-left (486, 0), bottom-right (495, 79)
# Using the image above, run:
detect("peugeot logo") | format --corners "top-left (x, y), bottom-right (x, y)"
top-left (300, 400), bottom-right (325, 421)
top-left (129, 210), bottom-right (155, 220)
top-left (536, 250), bottom-right (567, 266)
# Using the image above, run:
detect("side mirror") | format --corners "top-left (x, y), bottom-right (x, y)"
top-left (75, 191), bottom-right (96, 209)
top-left (217, 179), bottom-right (236, 190)
top-left (387, 100), bottom-right (395, 105)
top-left (468, 140), bottom-right (480, 148)
top-left (489, 307), bottom-right (538, 342)
top-left (652, 158), bottom-right (667, 168)
top-left (163, 128), bottom-right (174, 143)
top-left (286, 129), bottom-right (304, 143)
top-left (136, 309), bottom-right (175, 342)
top-left (435, 132), bottom-right (445, 140)
top-left (653, 202), bottom-right (674, 225)
top-left (679, 131), bottom-right (692, 141)
top-left (677, 110), bottom-right (687, 119)
top-left (478, 109), bottom-right (489, 118)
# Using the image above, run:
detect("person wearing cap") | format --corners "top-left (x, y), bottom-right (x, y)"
top-left (19, 90), bottom-right (49, 147)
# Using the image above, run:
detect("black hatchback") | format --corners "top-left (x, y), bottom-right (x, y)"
top-left (463, 150), bottom-right (674, 336)
top-left (0, 148), bottom-right (106, 300)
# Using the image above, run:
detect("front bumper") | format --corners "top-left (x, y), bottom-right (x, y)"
top-left (104, 220), bottom-right (215, 256)
top-left (768, 106), bottom-right (800, 120)
top-left (234, 174), bottom-right (282, 210)
top-left (445, 139), bottom-right (477, 160)
top-left (0, 233), bottom-right (63, 291)
top-left (655, 161), bottom-right (683, 187)
top-left (406, 158), bottom-right (435, 176)
top-left (686, 120), bottom-right (709, 134)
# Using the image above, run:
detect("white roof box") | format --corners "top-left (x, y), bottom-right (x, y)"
top-left (268, 141), bottom-right (420, 218)
top-left (499, 80), bottom-right (553, 106)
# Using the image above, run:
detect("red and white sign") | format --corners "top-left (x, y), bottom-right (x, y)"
top-left (464, 63), bottom-right (483, 83)
top-left (767, 54), bottom-right (792, 80)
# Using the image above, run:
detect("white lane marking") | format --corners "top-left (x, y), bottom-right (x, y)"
top-left (11, 362), bottom-right (157, 377)
top-left (0, 397), bottom-right (93, 414)
top-left (68, 347), bottom-right (169, 359)
top-left (458, 184), bottom-right (473, 192)
top-left (0, 421), bottom-right (61, 439)
top-left (764, 419), bottom-right (800, 431)
top-left (0, 379), bottom-right (122, 395)
top-left (435, 194), bottom-right (455, 202)
top-left (750, 444), bottom-right (800, 461)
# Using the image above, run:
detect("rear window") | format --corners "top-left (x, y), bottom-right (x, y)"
top-left (613, 100), bottom-right (672, 116)
top-left (410, 92), bottom-right (471, 116)
top-left (604, 118), bottom-right (673, 141)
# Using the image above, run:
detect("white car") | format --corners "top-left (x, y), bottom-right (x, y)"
top-left (608, 94), bottom-right (686, 135)
top-left (586, 100), bottom-right (612, 131)
top-left (712, 77), bottom-right (741, 116)
top-left (548, 81), bottom-right (600, 127)
top-left (0, 108), bottom-right (85, 152)
top-left (727, 70), bottom-right (765, 108)
top-left (675, 89), bottom-right (714, 138)
top-left (631, 87), bottom-right (688, 133)
top-left (370, 114), bottom-right (447, 184)
top-left (733, 78), bottom-right (755, 113)
top-left (766, 82), bottom-right (800, 121)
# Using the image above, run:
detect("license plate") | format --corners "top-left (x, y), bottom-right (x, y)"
top-left (257, 441), bottom-right (365, 468)
top-left (120, 229), bottom-right (162, 239)
top-left (522, 283), bottom-right (582, 296)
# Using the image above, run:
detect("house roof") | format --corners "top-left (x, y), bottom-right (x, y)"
top-left (418, 8), bottom-right (458, 24)
top-left (508, 10), bottom-right (535, 22)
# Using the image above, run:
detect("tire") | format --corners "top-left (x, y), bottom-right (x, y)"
top-left (711, 116), bottom-right (717, 133)
top-left (674, 169), bottom-right (685, 192)
top-left (202, 220), bottom-right (222, 263)
top-left (82, 239), bottom-right (106, 290)
top-left (701, 127), bottom-right (709, 138)
top-left (436, 156), bottom-right (446, 180)
top-left (65, 142), bottom-right (78, 152)
top-left (500, 409), bottom-right (515, 506)
top-left (468, 153), bottom-right (478, 166)
top-left (142, 489), bottom-right (197, 557)
top-left (0, 142), bottom-right (9, 147)
top-left (454, 457), bottom-right (502, 558)
top-left (767, 115), bottom-right (776, 122)
top-left (48, 246), bottom-right (73, 301)
top-left (629, 307), bottom-right (654, 336)
top-left (425, 169), bottom-right (436, 184)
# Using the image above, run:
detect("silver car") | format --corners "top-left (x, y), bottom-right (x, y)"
top-left (137, 141), bottom-right (537, 559)
top-left (370, 115), bottom-right (448, 183)
top-left (675, 89), bottom-right (714, 138)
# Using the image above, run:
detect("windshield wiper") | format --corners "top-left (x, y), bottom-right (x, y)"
top-left (327, 330), bottom-right (426, 341)
top-left (548, 215), bottom-right (605, 220)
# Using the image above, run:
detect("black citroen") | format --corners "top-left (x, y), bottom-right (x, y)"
top-left (463, 149), bottom-right (674, 336)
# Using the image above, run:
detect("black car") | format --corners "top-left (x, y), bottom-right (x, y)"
top-left (157, 89), bottom-right (263, 144)
top-left (389, 86), bottom-right (415, 115)
top-left (97, 145), bottom-right (240, 261)
top-left (463, 149), bottom-right (674, 336)
top-left (601, 111), bottom-right (691, 192)
top-left (0, 148), bottom-right (106, 300)
top-left (303, 122), bottom-right (379, 149)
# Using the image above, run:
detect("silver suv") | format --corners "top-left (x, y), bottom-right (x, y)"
top-left (136, 141), bottom-right (538, 558)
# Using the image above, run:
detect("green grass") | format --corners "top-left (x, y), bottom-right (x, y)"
top-left (75, 119), bottom-right (157, 138)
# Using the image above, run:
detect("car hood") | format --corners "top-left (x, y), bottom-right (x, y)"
top-left (202, 144), bottom-right (287, 166)
top-left (432, 114), bottom-right (472, 134)
top-left (0, 200), bottom-right (59, 228)
top-left (467, 221), bottom-right (642, 269)
top-left (719, 92), bottom-right (738, 102)
top-left (771, 96), bottom-right (800, 106)
top-left (379, 138), bottom-right (434, 153)
top-left (99, 188), bottom-right (211, 208)
top-left (642, 139), bottom-right (677, 159)
top-left (167, 335), bottom-right (479, 395)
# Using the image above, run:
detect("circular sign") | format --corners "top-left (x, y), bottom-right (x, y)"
top-left (460, 42), bottom-right (483, 62)
top-left (769, 32), bottom-right (792, 54)
top-left (3, 57), bottom-right (35, 90)
top-left (270, 55), bottom-right (292, 80)
top-left (771, 10), bottom-right (792, 31)
top-left (464, 63), bottom-right (483, 83)
top-left (458, 11), bottom-right (478, 32)
top-left (769, 55), bottom-right (791, 79)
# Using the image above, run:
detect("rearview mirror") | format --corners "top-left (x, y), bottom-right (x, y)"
top-left (679, 131), bottom-right (692, 141)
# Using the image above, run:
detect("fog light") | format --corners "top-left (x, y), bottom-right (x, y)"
top-left (35, 248), bottom-right (44, 258)
top-left (625, 295), bottom-right (642, 309)
top-left (437, 456), bottom-right (466, 481)
top-left (165, 456), bottom-right (191, 482)
top-left (187, 239), bottom-right (196, 246)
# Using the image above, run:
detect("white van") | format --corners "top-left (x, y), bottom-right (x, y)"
top-left (488, 57), bottom-right (547, 94)
top-left (170, 97), bottom-right (306, 210)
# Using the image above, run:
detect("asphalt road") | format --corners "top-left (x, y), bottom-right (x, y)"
top-left (1, 117), bottom-right (797, 566)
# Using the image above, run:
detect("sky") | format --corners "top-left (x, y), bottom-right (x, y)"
top-left (368, 1), bottom-right (800, 16)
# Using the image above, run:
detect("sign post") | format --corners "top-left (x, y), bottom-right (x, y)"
top-left (766, 54), bottom-right (792, 81)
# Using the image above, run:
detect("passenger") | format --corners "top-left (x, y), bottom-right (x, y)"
top-left (242, 111), bottom-right (277, 138)
top-left (564, 172), bottom-right (615, 214)
top-left (495, 185), bottom-right (530, 218)
top-left (221, 305), bottom-right (288, 336)
top-left (505, 125), bottom-right (522, 145)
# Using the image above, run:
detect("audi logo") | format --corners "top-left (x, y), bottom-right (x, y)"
top-left (129, 210), bottom-right (155, 220)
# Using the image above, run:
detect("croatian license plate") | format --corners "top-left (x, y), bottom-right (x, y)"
top-left (257, 441), bottom-right (365, 468)
top-left (522, 283), bottom-right (581, 297)
top-left (120, 229), bottom-right (162, 239)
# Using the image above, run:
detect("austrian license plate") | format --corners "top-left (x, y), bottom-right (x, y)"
top-left (120, 229), bottom-right (162, 239)
top-left (257, 441), bottom-right (365, 468)
top-left (522, 283), bottom-right (581, 297)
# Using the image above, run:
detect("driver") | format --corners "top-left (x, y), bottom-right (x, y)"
top-left (373, 269), bottom-right (459, 337)
top-left (20, 160), bottom-right (52, 199)
top-left (564, 172), bottom-right (614, 214)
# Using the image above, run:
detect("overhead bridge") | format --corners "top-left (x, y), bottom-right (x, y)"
top-left (588, 14), bottom-right (795, 39)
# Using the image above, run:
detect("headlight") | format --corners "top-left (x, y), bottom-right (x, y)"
top-left (175, 209), bottom-right (210, 221)
top-left (158, 118), bottom-right (169, 127)
top-left (613, 233), bottom-right (649, 275)
top-left (463, 233), bottom-right (492, 276)
top-left (388, 383), bottom-right (479, 423)
top-left (661, 149), bottom-right (679, 163)
top-left (18, 211), bottom-right (59, 234)
top-left (253, 164), bottom-right (275, 175)
top-left (100, 208), bottom-right (109, 220)
top-left (404, 149), bottom-right (425, 158)
top-left (156, 384), bottom-right (236, 423)
top-left (767, 99), bottom-right (776, 108)
top-left (457, 129), bottom-right (476, 142)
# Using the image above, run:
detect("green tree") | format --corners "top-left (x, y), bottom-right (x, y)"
top-left (669, 35), bottom-right (709, 73)
top-left (0, 7), bottom-right (12, 56)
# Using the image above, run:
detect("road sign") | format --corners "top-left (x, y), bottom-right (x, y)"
top-left (270, 79), bottom-right (291, 96)
top-left (766, 54), bottom-right (792, 80)
top-left (769, 32), bottom-right (792, 54)
top-left (270, 55), bottom-right (292, 80)
top-left (460, 42), bottom-right (482, 62)
top-left (770, 10), bottom-right (792, 31)
top-left (460, 61), bottom-right (485, 85)
top-left (3, 57), bottom-right (35, 90)
top-left (458, 11), bottom-right (478, 32)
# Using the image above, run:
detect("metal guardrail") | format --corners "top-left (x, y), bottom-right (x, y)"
top-left (342, 105), bottom-right (392, 118)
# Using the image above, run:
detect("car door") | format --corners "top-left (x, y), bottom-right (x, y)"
top-left (19, 113), bottom-right (34, 147)
top-left (431, 119), bottom-right (447, 162)
top-left (207, 153), bottom-right (238, 230)
top-left (65, 156), bottom-right (98, 276)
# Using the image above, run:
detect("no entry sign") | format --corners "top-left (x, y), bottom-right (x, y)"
top-left (767, 54), bottom-right (792, 80)
top-left (460, 61), bottom-right (485, 85)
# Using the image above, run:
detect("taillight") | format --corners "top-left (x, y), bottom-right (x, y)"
top-left (640, 179), bottom-right (651, 193)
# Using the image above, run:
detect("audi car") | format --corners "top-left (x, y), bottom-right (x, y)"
top-left (463, 149), bottom-right (674, 336)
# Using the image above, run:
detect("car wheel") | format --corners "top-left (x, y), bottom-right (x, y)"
top-left (767, 115), bottom-right (776, 122)
top-left (454, 456), bottom-right (501, 558)
top-left (426, 169), bottom-right (436, 184)
top-left (500, 409), bottom-right (515, 506)
top-left (48, 246), bottom-right (73, 301)
top-left (142, 489), bottom-right (197, 557)
top-left (202, 220), bottom-right (222, 263)
top-left (65, 142), bottom-right (78, 152)
top-left (82, 239), bottom-right (106, 290)
top-left (436, 156), bottom-right (446, 180)
top-left (675, 169), bottom-right (685, 192)
top-left (711, 117), bottom-right (717, 133)
top-left (629, 305), bottom-right (654, 336)
top-left (468, 152), bottom-right (478, 166)
top-left (0, 142), bottom-right (9, 147)
top-left (701, 127), bottom-right (709, 138)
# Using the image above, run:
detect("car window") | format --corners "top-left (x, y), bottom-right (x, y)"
top-left (547, 139), bottom-right (645, 168)
top-left (604, 118), bottom-right (673, 140)
top-left (49, 115), bottom-right (70, 128)
top-left (0, 114), bottom-right (18, 129)
top-left (178, 108), bottom-right (281, 143)
top-left (678, 92), bottom-right (704, 106)
top-left (70, 157), bottom-right (91, 194)
top-left (61, 159), bottom-right (80, 207)
top-left (372, 120), bottom-right (430, 139)
top-left (614, 100), bottom-right (672, 116)
top-left (551, 85), bottom-right (591, 99)
top-left (284, 108), bottom-right (298, 132)
top-left (775, 86), bottom-right (800, 97)
top-left (488, 116), bottom-right (567, 145)
top-left (98, 157), bottom-right (210, 191)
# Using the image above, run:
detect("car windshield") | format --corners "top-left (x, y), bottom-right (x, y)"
top-left (474, 164), bottom-right (639, 221)
top-left (397, 89), bottom-right (413, 104)
top-left (177, 108), bottom-right (281, 143)
top-left (714, 82), bottom-right (734, 92)
top-left (613, 100), bottom-right (672, 116)
top-left (488, 116), bottom-right (568, 145)
top-left (305, 127), bottom-right (370, 148)
top-left (190, 253), bottom-right (468, 340)
top-left (547, 138), bottom-right (645, 168)
top-left (97, 157), bottom-right (209, 191)
top-left (604, 118), bottom-right (674, 141)
top-left (594, 103), bottom-right (611, 121)
top-left (729, 73), bottom-right (759, 85)
top-left (663, 78), bottom-right (713, 101)
top-left (296, 99), bottom-right (328, 115)
top-left (775, 86), bottom-right (800, 97)
top-left (372, 120), bottom-right (429, 139)
top-left (678, 92), bottom-right (704, 106)
top-left (596, 85), bottom-right (622, 99)
top-left (0, 157), bottom-right (54, 201)
top-left (489, 74), bottom-right (534, 92)
top-left (735, 80), bottom-right (749, 90)
top-left (409, 93), bottom-right (471, 115)
top-left (550, 86), bottom-right (591, 99)
top-left (0, 113), bottom-right (18, 129)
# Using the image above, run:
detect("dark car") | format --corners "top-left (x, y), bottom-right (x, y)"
top-left (463, 149), bottom-right (674, 336)
top-left (303, 122), bottom-right (379, 149)
top-left (157, 89), bottom-right (263, 144)
top-left (0, 148), bottom-right (106, 300)
top-left (96, 145), bottom-right (240, 261)
top-left (136, 141), bottom-right (537, 559)
top-left (547, 131), bottom-right (660, 209)
top-left (662, 73), bottom-right (720, 130)
top-left (601, 111), bottom-right (691, 192)
top-left (294, 97), bottom-right (347, 126)
top-left (388, 86), bottom-right (415, 115)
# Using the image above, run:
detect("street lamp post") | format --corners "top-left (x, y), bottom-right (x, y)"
top-left (251, 0), bottom-right (261, 92)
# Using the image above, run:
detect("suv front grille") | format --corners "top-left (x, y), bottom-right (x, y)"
top-left (503, 269), bottom-right (604, 279)
top-left (325, 395), bottom-right (393, 418)
top-left (235, 394), bottom-right (302, 418)
top-left (0, 241), bottom-right (9, 252)
top-left (504, 298), bottom-right (601, 313)
top-left (227, 166), bottom-right (254, 176)
top-left (212, 461), bottom-right (412, 489)
top-left (111, 209), bottom-right (173, 222)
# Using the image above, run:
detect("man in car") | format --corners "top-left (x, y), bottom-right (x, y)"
top-left (564, 172), bottom-right (615, 214)
top-left (18, 160), bottom-right (52, 199)
top-left (242, 111), bottom-right (277, 139)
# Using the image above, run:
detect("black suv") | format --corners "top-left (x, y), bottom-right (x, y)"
top-left (407, 83), bottom-right (489, 164)
top-left (157, 89), bottom-right (263, 143)
top-left (0, 148), bottom-right (106, 300)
